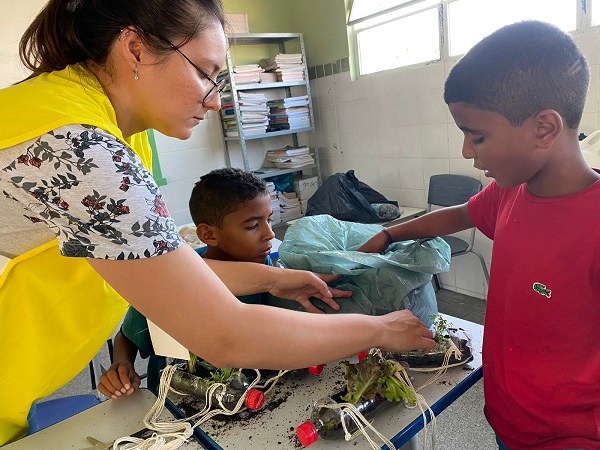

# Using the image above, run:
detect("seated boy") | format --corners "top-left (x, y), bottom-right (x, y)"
top-left (98, 168), bottom-right (309, 397)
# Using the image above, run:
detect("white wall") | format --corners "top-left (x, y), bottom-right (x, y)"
top-left (0, 0), bottom-right (47, 87)
top-left (153, 113), bottom-right (228, 226)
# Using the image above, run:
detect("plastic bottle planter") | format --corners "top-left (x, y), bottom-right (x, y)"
top-left (170, 370), bottom-right (265, 411)
top-left (296, 392), bottom-right (392, 447)
top-left (384, 327), bottom-right (473, 372)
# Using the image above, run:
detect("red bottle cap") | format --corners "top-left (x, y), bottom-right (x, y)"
top-left (244, 389), bottom-right (265, 410)
top-left (357, 351), bottom-right (368, 361)
top-left (308, 364), bottom-right (324, 375)
top-left (296, 421), bottom-right (318, 447)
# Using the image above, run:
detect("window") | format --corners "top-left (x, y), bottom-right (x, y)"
top-left (447, 0), bottom-right (576, 57)
top-left (350, 0), bottom-right (440, 75)
top-left (348, 0), bottom-right (587, 76)
top-left (593, 0), bottom-right (600, 26)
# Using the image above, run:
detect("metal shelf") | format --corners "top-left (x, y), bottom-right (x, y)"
top-left (232, 81), bottom-right (307, 91)
top-left (223, 126), bottom-right (313, 142)
top-left (220, 32), bottom-right (321, 186)
top-left (251, 164), bottom-right (318, 179)
top-left (226, 33), bottom-right (302, 45)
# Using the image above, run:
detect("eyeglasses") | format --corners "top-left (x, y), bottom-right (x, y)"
top-left (165, 39), bottom-right (227, 105)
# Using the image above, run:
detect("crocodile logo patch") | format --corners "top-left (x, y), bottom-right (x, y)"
top-left (533, 282), bottom-right (551, 298)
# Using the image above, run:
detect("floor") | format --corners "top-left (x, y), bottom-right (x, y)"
top-left (42, 288), bottom-right (496, 449)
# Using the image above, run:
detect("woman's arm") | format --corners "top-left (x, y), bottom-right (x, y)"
top-left (87, 244), bottom-right (434, 370)
top-left (203, 258), bottom-right (349, 313)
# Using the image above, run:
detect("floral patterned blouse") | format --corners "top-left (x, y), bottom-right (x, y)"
top-left (0, 124), bottom-right (184, 260)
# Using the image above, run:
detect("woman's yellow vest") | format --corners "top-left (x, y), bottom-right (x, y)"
top-left (0, 65), bottom-right (152, 445)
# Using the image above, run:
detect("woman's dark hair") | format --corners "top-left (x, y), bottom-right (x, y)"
top-left (19, 0), bottom-right (225, 78)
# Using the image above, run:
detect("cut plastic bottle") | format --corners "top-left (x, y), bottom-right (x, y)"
top-left (296, 392), bottom-right (392, 447)
top-left (170, 370), bottom-right (264, 411)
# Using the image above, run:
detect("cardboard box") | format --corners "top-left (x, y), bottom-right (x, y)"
top-left (293, 176), bottom-right (318, 192)
top-left (296, 185), bottom-right (318, 200)
top-left (225, 14), bottom-right (249, 34)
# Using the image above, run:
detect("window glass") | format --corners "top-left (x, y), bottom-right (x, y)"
top-left (357, 7), bottom-right (440, 74)
top-left (448, 0), bottom-right (577, 57)
top-left (593, 0), bottom-right (600, 26)
top-left (349, 0), bottom-right (425, 23)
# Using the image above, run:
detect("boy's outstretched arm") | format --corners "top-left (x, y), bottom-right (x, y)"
top-left (358, 203), bottom-right (473, 253)
top-left (97, 331), bottom-right (141, 399)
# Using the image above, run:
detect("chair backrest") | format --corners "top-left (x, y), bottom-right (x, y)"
top-left (427, 174), bottom-right (482, 209)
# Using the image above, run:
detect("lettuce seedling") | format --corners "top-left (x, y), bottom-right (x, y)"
top-left (340, 355), bottom-right (415, 405)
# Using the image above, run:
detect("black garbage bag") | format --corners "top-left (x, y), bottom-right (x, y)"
top-left (305, 170), bottom-right (399, 223)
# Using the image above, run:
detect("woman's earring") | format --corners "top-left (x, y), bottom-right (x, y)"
top-left (134, 66), bottom-right (139, 81)
top-left (119, 29), bottom-right (131, 42)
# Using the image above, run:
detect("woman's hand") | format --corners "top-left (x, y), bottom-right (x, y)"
top-left (97, 361), bottom-right (141, 399)
top-left (269, 271), bottom-right (352, 314)
top-left (378, 310), bottom-right (436, 352)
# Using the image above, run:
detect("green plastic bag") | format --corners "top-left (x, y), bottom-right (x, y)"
top-left (270, 215), bottom-right (451, 327)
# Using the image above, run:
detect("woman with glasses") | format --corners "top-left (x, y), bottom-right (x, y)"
top-left (0, 0), bottom-right (435, 443)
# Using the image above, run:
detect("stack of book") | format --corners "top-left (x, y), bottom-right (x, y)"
top-left (259, 72), bottom-right (278, 83)
top-left (266, 181), bottom-right (281, 226)
top-left (277, 191), bottom-right (303, 222)
top-left (264, 145), bottom-right (315, 169)
top-left (238, 92), bottom-right (269, 136)
top-left (220, 91), bottom-right (238, 137)
top-left (276, 66), bottom-right (305, 82)
top-left (232, 64), bottom-right (264, 84)
top-left (260, 53), bottom-right (303, 70)
top-left (267, 95), bottom-right (310, 131)
top-left (260, 53), bottom-right (305, 83)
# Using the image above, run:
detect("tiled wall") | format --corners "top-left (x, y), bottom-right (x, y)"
top-left (307, 57), bottom-right (350, 80)
top-left (154, 31), bottom-right (600, 300)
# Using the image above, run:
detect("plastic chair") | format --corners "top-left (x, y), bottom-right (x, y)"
top-left (27, 394), bottom-right (101, 433)
top-left (427, 174), bottom-right (490, 290)
top-left (88, 338), bottom-right (113, 390)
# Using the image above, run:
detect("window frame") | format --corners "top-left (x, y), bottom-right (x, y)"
top-left (347, 0), bottom-right (596, 78)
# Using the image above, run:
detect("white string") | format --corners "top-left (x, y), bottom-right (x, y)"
top-left (253, 369), bottom-right (289, 396)
top-left (416, 340), bottom-right (462, 392)
top-left (396, 365), bottom-right (437, 450)
top-left (315, 400), bottom-right (397, 450)
top-left (406, 340), bottom-right (464, 450)
top-left (112, 364), bottom-right (286, 450)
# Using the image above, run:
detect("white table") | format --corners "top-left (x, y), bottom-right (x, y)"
top-left (382, 206), bottom-right (426, 227)
top-left (7, 315), bottom-right (481, 450)
top-left (5, 389), bottom-right (204, 450)
top-left (285, 206), bottom-right (427, 228)
top-left (167, 314), bottom-right (483, 450)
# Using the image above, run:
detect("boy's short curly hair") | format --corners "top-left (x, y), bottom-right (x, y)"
top-left (189, 168), bottom-right (269, 227)
top-left (444, 20), bottom-right (589, 129)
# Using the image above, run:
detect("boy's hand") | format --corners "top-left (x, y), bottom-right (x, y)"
top-left (269, 271), bottom-right (352, 314)
top-left (98, 361), bottom-right (141, 399)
